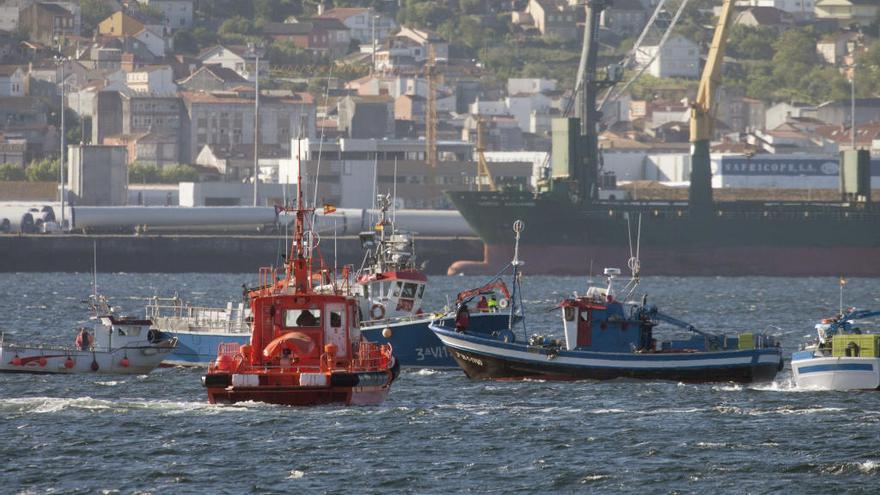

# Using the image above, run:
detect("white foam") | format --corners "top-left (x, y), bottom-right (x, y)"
top-left (580, 474), bottom-right (609, 482)
top-left (287, 470), bottom-right (305, 479)
top-left (858, 460), bottom-right (879, 474)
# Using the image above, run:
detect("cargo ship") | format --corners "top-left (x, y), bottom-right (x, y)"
top-left (447, 0), bottom-right (880, 276)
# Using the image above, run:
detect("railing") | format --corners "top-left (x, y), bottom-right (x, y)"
top-left (361, 311), bottom-right (448, 327)
top-left (217, 342), bottom-right (241, 357)
top-left (146, 303), bottom-right (249, 334)
top-left (353, 341), bottom-right (391, 371)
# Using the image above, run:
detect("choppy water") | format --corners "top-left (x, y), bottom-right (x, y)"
top-left (1, 273), bottom-right (879, 494)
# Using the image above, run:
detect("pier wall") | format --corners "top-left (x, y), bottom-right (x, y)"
top-left (0, 235), bottom-right (483, 274)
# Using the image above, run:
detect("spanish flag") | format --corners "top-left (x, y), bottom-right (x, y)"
top-left (323, 204), bottom-right (336, 215)
top-left (840, 276), bottom-right (846, 286)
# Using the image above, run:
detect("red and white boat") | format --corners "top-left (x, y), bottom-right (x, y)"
top-left (202, 171), bottom-right (399, 406)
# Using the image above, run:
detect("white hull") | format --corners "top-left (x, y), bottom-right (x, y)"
top-left (0, 343), bottom-right (175, 374)
top-left (792, 356), bottom-right (880, 390)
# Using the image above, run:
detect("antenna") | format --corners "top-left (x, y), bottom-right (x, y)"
top-left (392, 156), bottom-right (398, 226)
top-left (587, 259), bottom-right (594, 288)
top-left (92, 240), bottom-right (98, 300)
top-left (624, 213), bottom-right (642, 299)
top-left (509, 220), bottom-right (525, 338)
top-left (839, 275), bottom-right (846, 315)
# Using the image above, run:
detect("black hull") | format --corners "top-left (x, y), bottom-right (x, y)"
top-left (449, 348), bottom-right (780, 384)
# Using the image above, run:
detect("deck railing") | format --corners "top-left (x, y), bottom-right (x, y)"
top-left (146, 302), bottom-right (248, 334)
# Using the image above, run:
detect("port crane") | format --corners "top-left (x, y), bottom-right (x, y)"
top-left (689, 0), bottom-right (736, 212)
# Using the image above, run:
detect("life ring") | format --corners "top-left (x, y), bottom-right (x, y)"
top-left (498, 298), bottom-right (510, 309)
top-left (370, 304), bottom-right (385, 320)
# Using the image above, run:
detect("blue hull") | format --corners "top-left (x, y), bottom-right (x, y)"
top-left (431, 325), bottom-right (784, 383)
top-left (161, 331), bottom-right (249, 367)
top-left (361, 312), bottom-right (513, 368)
top-left (160, 312), bottom-right (513, 368)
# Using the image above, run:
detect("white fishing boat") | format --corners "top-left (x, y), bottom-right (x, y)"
top-left (791, 310), bottom-right (880, 390)
top-left (0, 295), bottom-right (177, 374)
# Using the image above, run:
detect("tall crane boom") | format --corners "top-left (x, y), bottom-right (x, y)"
top-left (688, 0), bottom-right (736, 212)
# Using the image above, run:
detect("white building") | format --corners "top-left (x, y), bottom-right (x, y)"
top-left (198, 45), bottom-right (267, 81)
top-left (316, 7), bottom-right (397, 43)
top-left (737, 0), bottom-right (815, 17)
top-left (0, 65), bottom-right (26, 97)
top-left (507, 78), bottom-right (556, 96)
top-left (125, 66), bottom-right (177, 95)
top-left (138, 0), bottom-right (193, 30)
top-left (635, 35), bottom-right (700, 79)
top-left (470, 93), bottom-right (553, 134)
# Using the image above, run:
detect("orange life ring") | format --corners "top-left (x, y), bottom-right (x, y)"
top-left (370, 304), bottom-right (385, 320)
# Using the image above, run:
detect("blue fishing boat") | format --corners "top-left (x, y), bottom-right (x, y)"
top-left (430, 220), bottom-right (784, 383)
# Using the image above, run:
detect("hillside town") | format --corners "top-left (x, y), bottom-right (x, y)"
top-left (0, 0), bottom-right (879, 216)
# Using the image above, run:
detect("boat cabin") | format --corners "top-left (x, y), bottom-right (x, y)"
top-left (86, 316), bottom-right (157, 350)
top-left (250, 293), bottom-right (361, 368)
top-left (560, 297), bottom-right (654, 352)
top-left (559, 268), bottom-right (653, 352)
top-left (356, 272), bottom-right (427, 321)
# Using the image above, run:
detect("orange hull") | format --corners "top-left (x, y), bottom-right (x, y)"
top-left (206, 384), bottom-right (391, 406)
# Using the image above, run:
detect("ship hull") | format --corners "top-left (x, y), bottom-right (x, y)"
top-left (446, 191), bottom-right (880, 276)
top-left (0, 343), bottom-right (174, 375)
top-left (206, 385), bottom-right (392, 406)
top-left (360, 312), bottom-right (513, 368)
top-left (791, 353), bottom-right (880, 390)
top-left (161, 331), bottom-right (249, 367)
top-left (431, 326), bottom-right (782, 384)
top-left (449, 243), bottom-right (880, 276)
top-left (204, 366), bottom-right (398, 406)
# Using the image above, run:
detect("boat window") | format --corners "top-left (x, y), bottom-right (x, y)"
top-left (392, 281), bottom-right (402, 297)
top-left (417, 284), bottom-right (425, 299)
top-left (284, 309), bottom-right (322, 327)
top-left (118, 326), bottom-right (142, 336)
top-left (401, 282), bottom-right (417, 299)
top-left (564, 306), bottom-right (575, 321)
top-left (580, 311), bottom-right (590, 321)
top-left (330, 311), bottom-right (342, 328)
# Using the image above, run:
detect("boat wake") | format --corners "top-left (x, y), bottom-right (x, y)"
top-left (0, 396), bottom-right (268, 415)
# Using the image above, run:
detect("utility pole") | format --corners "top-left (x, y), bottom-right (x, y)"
top-left (851, 64), bottom-right (856, 150)
top-left (249, 42), bottom-right (265, 206)
top-left (55, 38), bottom-right (66, 230)
top-left (371, 14), bottom-right (379, 74)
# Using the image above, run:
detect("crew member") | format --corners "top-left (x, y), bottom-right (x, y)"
top-left (297, 310), bottom-right (318, 327)
top-left (76, 328), bottom-right (91, 350)
top-left (487, 295), bottom-right (499, 312)
top-left (455, 305), bottom-right (470, 332)
top-left (476, 296), bottom-right (489, 312)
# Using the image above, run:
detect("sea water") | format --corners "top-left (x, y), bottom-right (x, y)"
top-left (0, 273), bottom-right (878, 493)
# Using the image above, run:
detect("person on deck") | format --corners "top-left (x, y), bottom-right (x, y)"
top-left (455, 305), bottom-right (470, 332)
top-left (76, 328), bottom-right (91, 350)
top-left (296, 310), bottom-right (318, 327)
top-left (476, 296), bottom-right (489, 312)
top-left (487, 295), bottom-right (499, 313)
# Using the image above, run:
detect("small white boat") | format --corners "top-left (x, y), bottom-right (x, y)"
top-left (0, 295), bottom-right (177, 375)
top-left (792, 310), bottom-right (880, 390)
